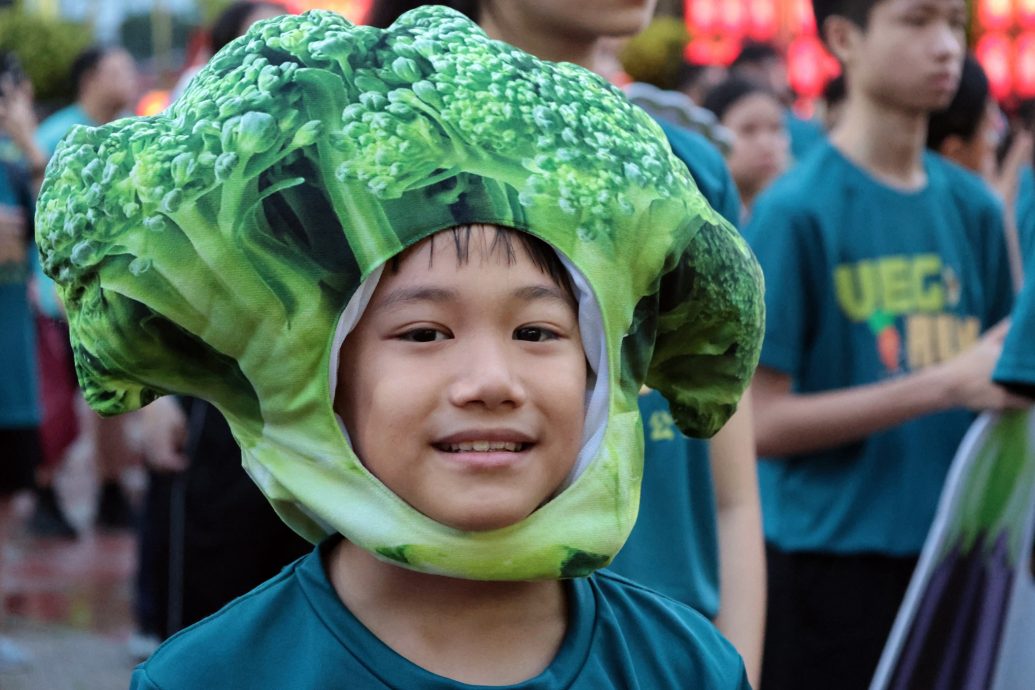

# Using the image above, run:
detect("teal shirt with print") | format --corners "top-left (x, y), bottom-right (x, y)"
top-left (1015, 166), bottom-right (1034, 260)
top-left (0, 158), bottom-right (39, 428)
top-left (608, 390), bottom-right (720, 619)
top-left (744, 142), bottom-right (1014, 555)
top-left (130, 538), bottom-right (750, 690)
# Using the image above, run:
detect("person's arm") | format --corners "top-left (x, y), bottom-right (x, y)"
top-left (753, 320), bottom-right (1031, 458)
top-left (0, 78), bottom-right (47, 189)
top-left (708, 392), bottom-right (765, 689)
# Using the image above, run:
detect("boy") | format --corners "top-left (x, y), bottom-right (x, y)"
top-left (743, 0), bottom-right (1028, 688)
top-left (35, 9), bottom-right (765, 688)
top-left (369, 4), bottom-right (766, 680)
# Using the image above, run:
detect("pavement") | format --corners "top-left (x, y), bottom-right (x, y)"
top-left (1, 437), bottom-right (142, 690)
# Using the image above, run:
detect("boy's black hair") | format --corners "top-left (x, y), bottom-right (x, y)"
top-left (731, 41), bottom-right (781, 69)
top-left (211, 1), bottom-right (287, 54)
top-left (701, 76), bottom-right (774, 121)
top-left (812, 0), bottom-right (878, 38)
top-left (389, 225), bottom-right (576, 302)
top-left (70, 46), bottom-right (118, 99)
top-left (927, 55), bottom-right (990, 151)
top-left (368, 0), bottom-right (478, 28)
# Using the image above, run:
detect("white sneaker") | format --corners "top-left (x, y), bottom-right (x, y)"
top-left (0, 635), bottom-right (31, 673)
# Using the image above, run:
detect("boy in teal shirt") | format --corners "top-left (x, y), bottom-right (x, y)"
top-left (36, 9), bottom-right (765, 688)
top-left (743, 0), bottom-right (1027, 687)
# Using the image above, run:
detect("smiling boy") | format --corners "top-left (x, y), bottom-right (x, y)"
top-left (743, 0), bottom-right (1027, 688)
top-left (35, 8), bottom-right (765, 689)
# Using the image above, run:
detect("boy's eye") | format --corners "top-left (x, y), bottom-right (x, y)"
top-left (400, 328), bottom-right (448, 342)
top-left (514, 326), bottom-right (559, 342)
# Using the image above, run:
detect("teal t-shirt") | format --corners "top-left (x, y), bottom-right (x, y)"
top-left (994, 247), bottom-right (1035, 395)
top-left (785, 112), bottom-right (826, 163)
top-left (654, 118), bottom-right (741, 227)
top-left (608, 390), bottom-right (720, 619)
top-left (0, 159), bottom-right (39, 428)
top-left (744, 142), bottom-right (1014, 555)
top-left (1015, 166), bottom-right (1034, 260)
top-left (131, 539), bottom-right (749, 690)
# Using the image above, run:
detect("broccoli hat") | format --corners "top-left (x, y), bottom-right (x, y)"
top-left (36, 7), bottom-right (763, 580)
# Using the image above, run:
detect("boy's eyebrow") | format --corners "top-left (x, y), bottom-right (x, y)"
top-left (375, 286), bottom-right (458, 310)
top-left (513, 284), bottom-right (577, 308)
top-left (374, 284), bottom-right (575, 310)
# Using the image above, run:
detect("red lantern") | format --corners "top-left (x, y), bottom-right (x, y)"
top-left (719, 0), bottom-right (747, 35)
top-left (686, 0), bottom-right (718, 33)
top-left (1015, 32), bottom-right (1035, 97)
top-left (976, 33), bottom-right (1014, 100)
top-left (977, 0), bottom-right (1014, 31)
top-left (747, 0), bottom-right (778, 38)
top-left (1020, 0), bottom-right (1035, 29)
top-left (787, 36), bottom-right (837, 98)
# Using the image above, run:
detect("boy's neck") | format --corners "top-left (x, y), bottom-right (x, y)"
top-left (327, 539), bottom-right (568, 685)
top-left (829, 92), bottom-right (929, 191)
top-left (479, 12), bottom-right (599, 70)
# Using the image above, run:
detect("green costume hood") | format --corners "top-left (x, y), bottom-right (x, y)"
top-left (36, 7), bottom-right (763, 580)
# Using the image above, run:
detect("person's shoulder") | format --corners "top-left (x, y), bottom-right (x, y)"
top-left (590, 570), bottom-right (748, 687)
top-left (655, 118), bottom-right (724, 165)
top-left (134, 556), bottom-right (310, 688)
top-left (926, 151), bottom-right (1002, 215)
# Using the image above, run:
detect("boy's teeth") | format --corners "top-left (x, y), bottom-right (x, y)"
top-left (445, 441), bottom-right (524, 452)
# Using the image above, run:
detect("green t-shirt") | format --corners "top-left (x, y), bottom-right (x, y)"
top-left (608, 390), bottom-right (720, 619)
top-left (131, 538), bottom-right (749, 690)
top-left (744, 142), bottom-right (1014, 555)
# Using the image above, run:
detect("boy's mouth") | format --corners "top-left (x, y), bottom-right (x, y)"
top-left (436, 441), bottom-right (528, 453)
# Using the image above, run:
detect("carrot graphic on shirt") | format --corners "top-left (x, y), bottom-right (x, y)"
top-left (868, 310), bottom-right (901, 374)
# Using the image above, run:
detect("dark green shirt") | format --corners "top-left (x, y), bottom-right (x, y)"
top-left (131, 538), bottom-right (749, 689)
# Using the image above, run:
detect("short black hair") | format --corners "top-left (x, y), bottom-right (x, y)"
top-left (812, 0), bottom-right (879, 39)
top-left (701, 77), bottom-right (774, 121)
top-left (927, 55), bottom-right (990, 151)
top-left (389, 225), bottom-right (575, 302)
top-left (731, 41), bottom-right (781, 69)
top-left (70, 46), bottom-right (119, 98)
top-left (367, 0), bottom-right (479, 28)
top-left (211, 1), bottom-right (287, 54)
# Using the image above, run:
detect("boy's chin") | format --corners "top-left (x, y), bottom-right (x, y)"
top-left (432, 504), bottom-right (543, 533)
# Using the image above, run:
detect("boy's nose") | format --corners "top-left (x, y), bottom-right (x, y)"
top-left (447, 338), bottom-right (528, 410)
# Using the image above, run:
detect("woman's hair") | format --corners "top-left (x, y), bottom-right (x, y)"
top-left (367, 0), bottom-right (479, 28)
top-left (211, 1), bottom-right (287, 54)
top-left (927, 55), bottom-right (990, 151)
top-left (701, 77), bottom-right (774, 122)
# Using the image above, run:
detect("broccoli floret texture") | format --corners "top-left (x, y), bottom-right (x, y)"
top-left (36, 7), bottom-right (763, 580)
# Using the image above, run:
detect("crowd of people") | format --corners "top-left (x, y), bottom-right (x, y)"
top-left (1, 0), bottom-right (1033, 687)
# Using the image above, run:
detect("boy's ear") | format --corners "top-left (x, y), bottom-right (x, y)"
top-left (823, 15), bottom-right (860, 64)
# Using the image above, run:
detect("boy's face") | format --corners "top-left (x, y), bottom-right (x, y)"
top-left (834, 0), bottom-right (966, 113)
top-left (335, 226), bottom-right (587, 533)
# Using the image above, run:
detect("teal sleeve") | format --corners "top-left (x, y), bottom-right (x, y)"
top-left (129, 667), bottom-right (161, 690)
top-left (742, 194), bottom-right (817, 377)
top-left (655, 118), bottom-right (741, 227)
top-left (982, 199), bottom-right (1015, 328)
